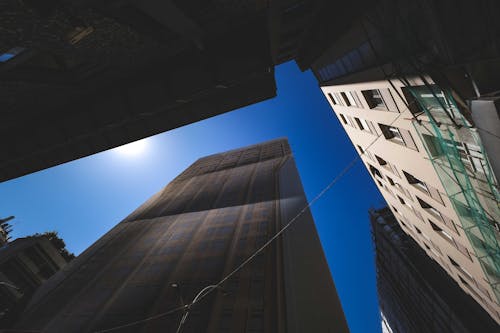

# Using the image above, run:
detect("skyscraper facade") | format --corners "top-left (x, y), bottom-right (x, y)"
top-left (12, 138), bottom-right (349, 333)
top-left (319, 71), bottom-right (500, 323)
top-left (371, 207), bottom-right (498, 333)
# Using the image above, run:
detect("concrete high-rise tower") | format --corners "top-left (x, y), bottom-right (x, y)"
top-left (13, 138), bottom-right (349, 333)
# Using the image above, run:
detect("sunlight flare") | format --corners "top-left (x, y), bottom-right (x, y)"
top-left (114, 139), bottom-right (149, 156)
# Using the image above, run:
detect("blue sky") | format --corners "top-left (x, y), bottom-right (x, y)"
top-left (0, 61), bottom-right (385, 333)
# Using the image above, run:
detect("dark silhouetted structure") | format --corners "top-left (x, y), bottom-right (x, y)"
top-left (3, 0), bottom-right (499, 185)
top-left (0, 0), bottom-right (274, 182)
top-left (370, 207), bottom-right (498, 333)
top-left (0, 236), bottom-right (68, 326)
top-left (13, 138), bottom-right (349, 333)
top-left (0, 0), bottom-right (366, 183)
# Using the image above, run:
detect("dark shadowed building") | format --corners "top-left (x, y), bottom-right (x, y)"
top-left (12, 138), bottom-right (349, 333)
top-left (0, 0), bottom-right (342, 183)
top-left (0, 0), bottom-right (274, 182)
top-left (0, 236), bottom-right (69, 326)
top-left (370, 207), bottom-right (498, 333)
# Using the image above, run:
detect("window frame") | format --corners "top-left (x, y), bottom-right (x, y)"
top-left (362, 89), bottom-right (386, 109)
top-left (339, 113), bottom-right (348, 125)
top-left (403, 171), bottom-right (429, 193)
top-left (354, 117), bottom-right (370, 132)
top-left (327, 93), bottom-right (342, 106)
top-left (341, 91), bottom-right (357, 107)
top-left (379, 124), bottom-right (405, 145)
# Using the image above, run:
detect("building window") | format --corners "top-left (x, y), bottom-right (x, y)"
top-left (344, 115), bottom-right (356, 127)
top-left (403, 171), bottom-right (428, 192)
top-left (457, 275), bottom-right (483, 302)
top-left (401, 85), bottom-right (456, 117)
top-left (397, 196), bottom-right (405, 205)
top-left (362, 89), bottom-right (385, 109)
top-left (444, 140), bottom-right (486, 174)
top-left (417, 197), bottom-right (442, 220)
top-left (421, 135), bottom-right (483, 172)
top-left (354, 117), bottom-right (364, 130)
top-left (429, 220), bottom-right (454, 243)
top-left (462, 142), bottom-right (486, 173)
top-left (341, 91), bottom-right (357, 107)
top-left (340, 92), bottom-right (350, 106)
top-left (379, 124), bottom-right (405, 144)
top-left (387, 176), bottom-right (395, 186)
top-left (431, 220), bottom-right (469, 259)
top-left (404, 170), bottom-right (444, 204)
top-left (354, 117), bottom-right (370, 131)
top-left (388, 127), bottom-right (403, 142)
top-left (369, 164), bottom-right (382, 178)
top-left (421, 134), bottom-right (443, 157)
top-left (356, 145), bottom-right (364, 154)
top-left (339, 114), bottom-right (348, 125)
top-left (327, 93), bottom-right (341, 105)
top-left (449, 257), bottom-right (474, 281)
top-left (380, 124), bottom-right (419, 150)
top-left (375, 155), bottom-right (387, 166)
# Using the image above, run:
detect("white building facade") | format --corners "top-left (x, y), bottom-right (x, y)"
top-left (321, 69), bottom-right (500, 324)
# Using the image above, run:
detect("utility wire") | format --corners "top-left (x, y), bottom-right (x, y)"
top-left (476, 126), bottom-right (500, 141)
top-left (94, 304), bottom-right (188, 333)
top-left (95, 107), bottom-right (407, 333)
top-left (191, 107), bottom-right (407, 307)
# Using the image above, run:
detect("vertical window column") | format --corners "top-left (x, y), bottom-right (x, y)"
top-left (379, 124), bottom-right (418, 150)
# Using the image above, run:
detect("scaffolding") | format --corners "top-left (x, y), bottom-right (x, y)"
top-left (408, 84), bottom-right (500, 303)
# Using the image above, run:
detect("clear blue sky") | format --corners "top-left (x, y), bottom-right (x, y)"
top-left (0, 62), bottom-right (385, 333)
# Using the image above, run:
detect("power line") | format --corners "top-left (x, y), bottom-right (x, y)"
top-left (94, 107), bottom-right (407, 333)
top-left (191, 109), bottom-right (406, 308)
top-left (476, 126), bottom-right (500, 141)
top-left (94, 304), bottom-right (188, 333)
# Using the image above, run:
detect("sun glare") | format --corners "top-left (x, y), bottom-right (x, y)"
top-left (114, 139), bottom-right (149, 156)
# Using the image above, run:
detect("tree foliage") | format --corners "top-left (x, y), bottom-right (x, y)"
top-left (31, 231), bottom-right (75, 262)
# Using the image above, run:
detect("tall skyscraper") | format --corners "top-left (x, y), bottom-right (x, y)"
top-left (370, 207), bottom-right (498, 333)
top-left (12, 138), bottom-right (349, 333)
top-left (303, 1), bottom-right (500, 322)
top-left (318, 70), bottom-right (500, 323)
